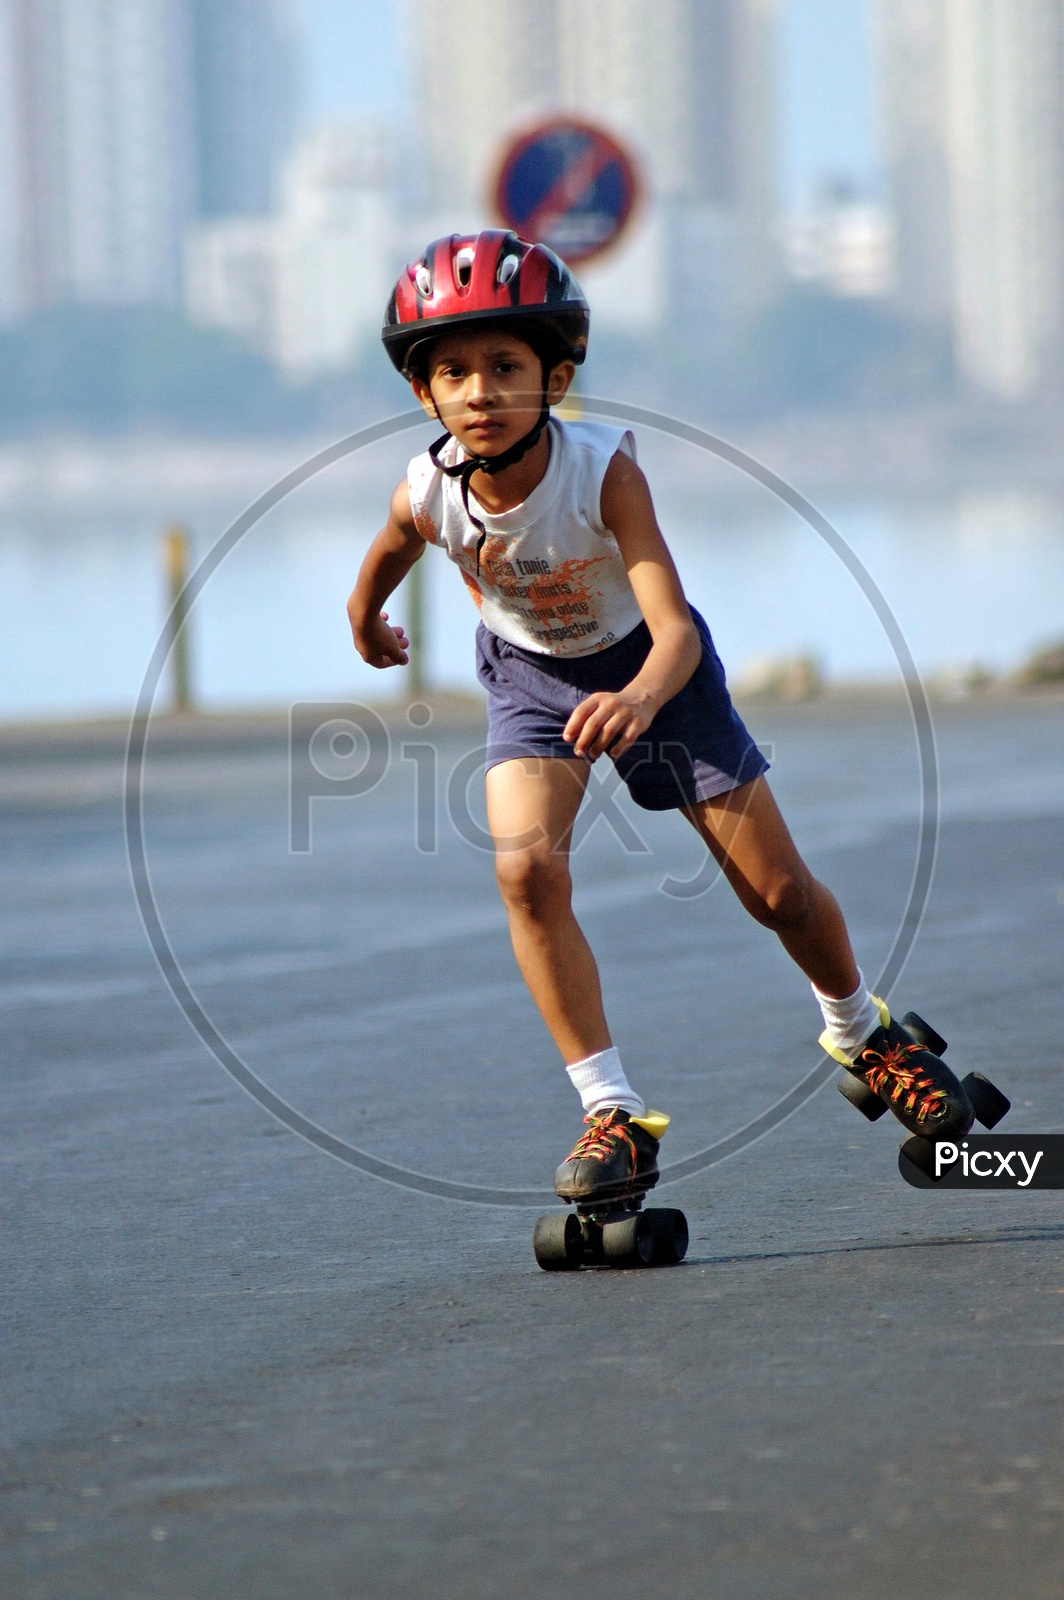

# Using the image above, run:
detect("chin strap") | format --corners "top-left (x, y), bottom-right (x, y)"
top-left (428, 403), bottom-right (550, 574)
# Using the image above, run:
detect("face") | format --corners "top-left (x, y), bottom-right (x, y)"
top-left (411, 328), bottom-right (575, 459)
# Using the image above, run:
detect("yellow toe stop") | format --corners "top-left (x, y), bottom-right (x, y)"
top-left (819, 1029), bottom-right (853, 1066)
top-left (631, 1110), bottom-right (670, 1141)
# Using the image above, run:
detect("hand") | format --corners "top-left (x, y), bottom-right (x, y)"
top-left (351, 610), bottom-right (410, 668)
top-left (563, 688), bottom-right (657, 760)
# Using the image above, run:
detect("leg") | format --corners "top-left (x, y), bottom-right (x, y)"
top-left (487, 758), bottom-right (658, 1204)
top-left (486, 756), bottom-right (610, 1064)
top-left (682, 776), bottom-right (860, 999)
top-left (684, 775), bottom-right (1005, 1150)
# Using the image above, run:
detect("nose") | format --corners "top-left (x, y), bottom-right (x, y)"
top-left (466, 370), bottom-right (496, 407)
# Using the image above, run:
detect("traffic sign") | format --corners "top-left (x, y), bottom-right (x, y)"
top-left (492, 117), bottom-right (640, 267)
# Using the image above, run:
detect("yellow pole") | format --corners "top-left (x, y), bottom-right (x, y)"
top-left (163, 526), bottom-right (192, 713)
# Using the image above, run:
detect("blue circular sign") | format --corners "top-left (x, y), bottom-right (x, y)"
top-left (493, 117), bottom-right (640, 266)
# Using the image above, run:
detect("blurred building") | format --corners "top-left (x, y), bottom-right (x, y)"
top-left (187, 122), bottom-right (397, 379)
top-left (406, 0), bottom-right (779, 333)
top-left (876, 0), bottom-right (1064, 400)
top-left (874, 0), bottom-right (954, 327)
top-left (783, 182), bottom-right (895, 299)
top-left (190, 0), bottom-right (298, 218)
top-left (0, 0), bottom-right (196, 314)
top-left (410, 0), bottom-right (558, 213)
top-left (0, 1), bottom-right (23, 322)
top-left (0, 0), bottom-right (298, 320)
top-left (184, 215), bottom-right (279, 350)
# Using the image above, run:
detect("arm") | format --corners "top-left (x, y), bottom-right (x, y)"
top-left (563, 450), bottom-right (701, 760)
top-left (346, 479), bottom-right (425, 668)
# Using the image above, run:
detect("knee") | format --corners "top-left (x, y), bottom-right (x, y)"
top-left (748, 870), bottom-right (814, 931)
top-left (494, 848), bottom-right (572, 918)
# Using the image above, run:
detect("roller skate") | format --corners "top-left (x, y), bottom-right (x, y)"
top-left (553, 1106), bottom-right (664, 1204)
top-left (822, 999), bottom-right (1011, 1178)
top-left (532, 1109), bottom-right (689, 1272)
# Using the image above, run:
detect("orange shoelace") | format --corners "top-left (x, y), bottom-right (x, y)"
top-left (567, 1111), bottom-right (638, 1170)
top-left (857, 1040), bottom-right (950, 1123)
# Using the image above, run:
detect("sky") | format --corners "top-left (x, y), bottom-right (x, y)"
top-left (302, 0), bottom-right (404, 118)
top-left (301, 0), bottom-right (880, 210)
top-left (779, 0), bottom-right (878, 204)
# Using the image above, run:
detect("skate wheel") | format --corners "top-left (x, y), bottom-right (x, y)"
top-left (533, 1211), bottom-right (584, 1271)
top-left (601, 1212), bottom-right (656, 1268)
top-left (646, 1208), bottom-right (689, 1265)
top-left (899, 1134), bottom-right (939, 1182)
top-left (900, 1011), bottom-right (948, 1056)
top-left (837, 1070), bottom-right (889, 1122)
top-left (962, 1072), bottom-right (1011, 1130)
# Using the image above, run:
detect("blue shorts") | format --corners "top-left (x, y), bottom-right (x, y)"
top-left (476, 607), bottom-right (769, 812)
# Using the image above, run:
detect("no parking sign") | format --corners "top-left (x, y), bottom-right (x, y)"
top-left (492, 117), bottom-right (640, 266)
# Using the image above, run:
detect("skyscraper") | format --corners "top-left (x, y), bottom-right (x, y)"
top-left (1, 0), bottom-right (197, 312)
top-left (557, 0), bottom-right (696, 200)
top-left (873, 0), bottom-right (953, 325)
top-left (0, 0), bottom-right (299, 319)
top-left (405, 0), bottom-right (778, 322)
top-left (411, 0), bottom-right (560, 214)
top-left (689, 0), bottom-right (778, 313)
top-left (945, 0), bottom-right (1064, 399)
top-left (190, 0), bottom-right (299, 218)
top-left (0, 0), bottom-right (24, 321)
top-left (875, 0), bottom-right (1064, 399)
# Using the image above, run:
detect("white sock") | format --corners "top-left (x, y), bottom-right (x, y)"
top-left (565, 1047), bottom-right (645, 1118)
top-left (813, 970), bottom-right (882, 1058)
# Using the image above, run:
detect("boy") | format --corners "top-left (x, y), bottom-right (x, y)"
top-left (347, 230), bottom-right (990, 1206)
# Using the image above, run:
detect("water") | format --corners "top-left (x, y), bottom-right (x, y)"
top-left (1, 428), bottom-right (1062, 721)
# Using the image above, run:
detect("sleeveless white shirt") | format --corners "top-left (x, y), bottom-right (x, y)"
top-left (406, 418), bottom-right (645, 657)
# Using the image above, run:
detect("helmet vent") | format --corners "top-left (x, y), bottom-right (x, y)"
top-left (454, 245), bottom-right (475, 288)
top-left (382, 232), bottom-right (590, 373)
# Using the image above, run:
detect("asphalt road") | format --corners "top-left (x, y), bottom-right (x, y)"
top-left (3, 690), bottom-right (1063, 1600)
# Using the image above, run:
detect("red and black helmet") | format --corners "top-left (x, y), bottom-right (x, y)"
top-left (382, 230), bottom-right (590, 376)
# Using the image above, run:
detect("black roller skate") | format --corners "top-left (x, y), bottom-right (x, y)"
top-left (533, 1109), bottom-right (689, 1272)
top-left (553, 1107), bottom-right (664, 1204)
top-left (822, 999), bottom-right (1011, 1178)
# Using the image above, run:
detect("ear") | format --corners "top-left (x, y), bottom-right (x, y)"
top-left (546, 360), bottom-right (576, 406)
top-left (410, 375), bottom-right (441, 421)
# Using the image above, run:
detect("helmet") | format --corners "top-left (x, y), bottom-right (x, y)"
top-left (382, 230), bottom-right (590, 376)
